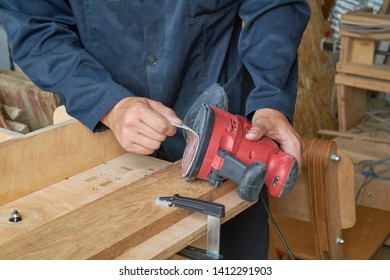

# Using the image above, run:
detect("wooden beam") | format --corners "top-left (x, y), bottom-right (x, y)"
top-left (0, 162), bottom-right (248, 260)
top-left (0, 153), bottom-right (171, 245)
top-left (0, 119), bottom-right (126, 206)
top-left (118, 189), bottom-right (254, 260)
top-left (335, 83), bottom-right (367, 132)
top-left (337, 63), bottom-right (390, 81)
top-left (270, 141), bottom-right (356, 230)
top-left (342, 206), bottom-right (390, 260)
top-left (335, 74), bottom-right (390, 92)
top-left (304, 138), bottom-right (343, 259)
top-left (0, 127), bottom-right (22, 143)
top-left (271, 205), bottom-right (390, 260)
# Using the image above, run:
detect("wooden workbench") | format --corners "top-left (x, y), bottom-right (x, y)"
top-left (1, 116), bottom-right (388, 260)
top-left (0, 119), bottom-right (254, 259)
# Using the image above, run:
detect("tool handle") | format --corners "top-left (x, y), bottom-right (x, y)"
top-left (170, 194), bottom-right (225, 218)
top-left (212, 150), bottom-right (267, 202)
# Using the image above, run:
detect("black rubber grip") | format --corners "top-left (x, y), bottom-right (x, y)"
top-left (237, 162), bottom-right (267, 202)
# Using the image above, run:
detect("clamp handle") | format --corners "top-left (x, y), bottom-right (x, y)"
top-left (158, 194), bottom-right (225, 218)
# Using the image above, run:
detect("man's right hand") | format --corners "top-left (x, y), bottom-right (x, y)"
top-left (101, 97), bottom-right (182, 155)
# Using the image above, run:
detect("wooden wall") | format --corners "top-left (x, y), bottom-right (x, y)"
top-left (294, 0), bottom-right (338, 138)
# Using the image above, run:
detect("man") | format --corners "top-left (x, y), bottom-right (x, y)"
top-left (0, 1), bottom-right (310, 259)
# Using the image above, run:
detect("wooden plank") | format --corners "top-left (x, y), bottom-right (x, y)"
top-left (341, 11), bottom-right (390, 26)
top-left (340, 12), bottom-right (390, 40)
top-left (339, 29), bottom-right (390, 41)
top-left (344, 38), bottom-right (375, 64)
top-left (337, 63), bottom-right (390, 81)
top-left (333, 136), bottom-right (390, 161)
top-left (294, 0), bottom-right (337, 138)
top-left (270, 148), bottom-right (356, 230)
top-left (319, 129), bottom-right (390, 144)
top-left (0, 119), bottom-right (126, 206)
top-left (336, 83), bottom-right (367, 132)
top-left (269, 170), bottom-right (312, 223)
top-left (332, 136), bottom-right (390, 212)
top-left (382, 0), bottom-right (390, 14)
top-left (0, 162), bottom-right (246, 260)
top-left (117, 189), bottom-right (254, 260)
top-left (0, 127), bottom-right (22, 143)
top-left (53, 105), bottom-right (73, 124)
top-left (270, 214), bottom-right (317, 260)
top-left (305, 138), bottom-right (343, 259)
top-left (271, 206), bottom-right (390, 260)
top-left (337, 150), bottom-right (356, 229)
top-left (335, 74), bottom-right (390, 92)
top-left (0, 153), bottom-right (171, 245)
top-left (342, 206), bottom-right (390, 260)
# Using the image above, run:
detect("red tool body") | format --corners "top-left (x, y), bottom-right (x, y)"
top-left (182, 104), bottom-right (298, 201)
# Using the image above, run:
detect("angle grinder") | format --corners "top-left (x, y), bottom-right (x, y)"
top-left (179, 99), bottom-right (298, 202)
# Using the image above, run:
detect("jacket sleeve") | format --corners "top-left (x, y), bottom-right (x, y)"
top-left (0, 1), bottom-right (132, 131)
top-left (239, 0), bottom-right (310, 123)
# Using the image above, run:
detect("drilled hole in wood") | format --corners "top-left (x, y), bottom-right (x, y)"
top-left (85, 176), bottom-right (98, 182)
top-left (121, 167), bottom-right (133, 171)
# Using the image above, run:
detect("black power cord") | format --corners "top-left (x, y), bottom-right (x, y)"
top-left (260, 192), bottom-right (296, 260)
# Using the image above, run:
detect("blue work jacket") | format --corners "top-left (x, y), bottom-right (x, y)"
top-left (0, 0), bottom-right (310, 161)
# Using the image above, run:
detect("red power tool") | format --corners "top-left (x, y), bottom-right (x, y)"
top-left (180, 103), bottom-right (299, 202)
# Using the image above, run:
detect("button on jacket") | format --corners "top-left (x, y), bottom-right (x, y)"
top-left (0, 0), bottom-right (310, 161)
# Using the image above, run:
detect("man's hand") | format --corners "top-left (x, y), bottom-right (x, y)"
top-left (101, 97), bottom-right (182, 155)
top-left (245, 108), bottom-right (303, 173)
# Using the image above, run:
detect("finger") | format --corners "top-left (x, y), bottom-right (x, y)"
top-left (141, 109), bottom-right (177, 137)
top-left (119, 130), bottom-right (162, 154)
top-left (245, 124), bottom-right (266, 141)
top-left (137, 124), bottom-right (168, 142)
top-left (148, 100), bottom-right (182, 125)
top-left (245, 116), bottom-right (269, 141)
top-left (122, 141), bottom-right (158, 155)
top-left (278, 133), bottom-right (303, 174)
top-left (125, 101), bottom-right (177, 137)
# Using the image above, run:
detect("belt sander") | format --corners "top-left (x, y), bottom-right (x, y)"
top-left (178, 84), bottom-right (299, 202)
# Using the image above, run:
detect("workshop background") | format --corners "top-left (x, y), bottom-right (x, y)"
top-left (0, 0), bottom-right (389, 260)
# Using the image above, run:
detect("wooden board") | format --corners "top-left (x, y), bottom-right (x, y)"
top-left (337, 150), bottom-right (356, 229)
top-left (333, 136), bottom-right (390, 212)
top-left (0, 153), bottom-right (171, 245)
top-left (336, 74), bottom-right (390, 93)
top-left (342, 206), bottom-right (390, 260)
top-left (270, 145), bottom-right (356, 230)
top-left (0, 119), bottom-right (126, 206)
top-left (336, 82), bottom-right (367, 132)
top-left (118, 189), bottom-right (253, 260)
top-left (0, 127), bottom-right (22, 143)
top-left (294, 0), bottom-right (337, 138)
top-left (271, 205), bottom-right (390, 260)
top-left (340, 12), bottom-right (390, 40)
top-left (337, 63), bottom-right (390, 81)
top-left (0, 162), bottom-right (249, 260)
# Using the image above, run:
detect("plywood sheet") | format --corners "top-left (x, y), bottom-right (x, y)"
top-left (294, 0), bottom-right (337, 138)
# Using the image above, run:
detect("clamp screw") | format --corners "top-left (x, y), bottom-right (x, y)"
top-left (336, 237), bottom-right (345, 245)
top-left (9, 210), bottom-right (22, 223)
top-left (330, 154), bottom-right (341, 162)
